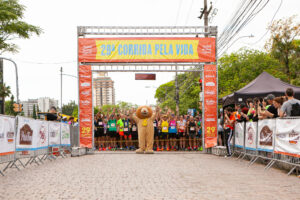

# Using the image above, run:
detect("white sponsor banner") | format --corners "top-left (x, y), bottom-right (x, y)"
top-left (36, 120), bottom-right (49, 149)
top-left (245, 122), bottom-right (257, 150)
top-left (49, 121), bottom-right (61, 146)
top-left (61, 123), bottom-right (71, 146)
top-left (275, 118), bottom-right (300, 157)
top-left (0, 116), bottom-right (16, 154)
top-left (234, 122), bottom-right (244, 148)
top-left (16, 116), bottom-right (40, 150)
top-left (258, 119), bottom-right (275, 152)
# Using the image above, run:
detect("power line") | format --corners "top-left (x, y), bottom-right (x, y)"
top-left (174, 0), bottom-right (183, 25)
top-left (14, 59), bottom-right (76, 64)
top-left (248, 0), bottom-right (283, 45)
top-left (184, 0), bottom-right (195, 25)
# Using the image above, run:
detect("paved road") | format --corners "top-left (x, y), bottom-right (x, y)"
top-left (0, 152), bottom-right (300, 200)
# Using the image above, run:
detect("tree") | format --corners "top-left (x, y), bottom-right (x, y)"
top-left (62, 101), bottom-right (77, 116)
top-left (0, 82), bottom-right (11, 98)
top-left (72, 106), bottom-right (78, 118)
top-left (265, 15), bottom-right (300, 84)
top-left (218, 49), bottom-right (286, 98)
top-left (32, 104), bottom-right (36, 119)
top-left (0, 0), bottom-right (42, 54)
top-left (4, 95), bottom-right (17, 116)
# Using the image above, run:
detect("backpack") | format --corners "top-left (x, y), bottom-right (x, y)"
top-left (291, 103), bottom-right (300, 116)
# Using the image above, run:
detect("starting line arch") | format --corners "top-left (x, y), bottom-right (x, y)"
top-left (77, 26), bottom-right (218, 150)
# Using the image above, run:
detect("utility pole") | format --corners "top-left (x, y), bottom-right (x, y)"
top-left (0, 59), bottom-right (3, 114)
top-left (198, 0), bottom-right (213, 37)
top-left (60, 67), bottom-right (63, 113)
top-left (175, 71), bottom-right (179, 116)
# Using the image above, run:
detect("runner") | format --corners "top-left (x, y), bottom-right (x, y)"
top-left (153, 116), bottom-right (159, 151)
top-left (160, 115), bottom-right (169, 151)
top-left (97, 112), bottom-right (105, 150)
top-left (196, 117), bottom-right (203, 151)
top-left (123, 114), bottom-right (132, 150)
top-left (130, 118), bottom-right (138, 150)
top-left (116, 114), bottom-right (124, 150)
top-left (168, 114), bottom-right (177, 150)
top-left (187, 116), bottom-right (197, 151)
top-left (108, 109), bottom-right (117, 150)
top-left (177, 115), bottom-right (186, 150)
top-left (94, 115), bottom-right (100, 149)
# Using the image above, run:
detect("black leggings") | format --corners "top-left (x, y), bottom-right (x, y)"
top-left (225, 128), bottom-right (233, 155)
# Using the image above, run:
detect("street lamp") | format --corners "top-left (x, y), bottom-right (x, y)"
top-left (219, 34), bottom-right (254, 57)
top-left (0, 57), bottom-right (19, 103)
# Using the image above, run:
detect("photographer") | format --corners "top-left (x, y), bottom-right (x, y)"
top-left (46, 106), bottom-right (61, 121)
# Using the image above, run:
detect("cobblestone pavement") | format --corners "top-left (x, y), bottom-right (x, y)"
top-left (0, 152), bottom-right (300, 200)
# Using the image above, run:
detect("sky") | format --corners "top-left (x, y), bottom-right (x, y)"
top-left (2, 0), bottom-right (300, 107)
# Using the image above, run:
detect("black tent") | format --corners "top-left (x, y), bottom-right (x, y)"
top-left (222, 71), bottom-right (300, 107)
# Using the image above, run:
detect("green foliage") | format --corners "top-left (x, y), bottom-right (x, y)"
top-left (0, 82), bottom-right (11, 98)
top-left (266, 16), bottom-right (300, 84)
top-left (4, 95), bottom-right (17, 116)
top-left (94, 107), bottom-right (99, 115)
top-left (218, 49), bottom-right (286, 98)
top-left (32, 104), bottom-right (36, 119)
top-left (62, 101), bottom-right (77, 116)
top-left (72, 106), bottom-right (78, 118)
top-left (155, 73), bottom-right (201, 115)
top-left (0, 0), bottom-right (42, 53)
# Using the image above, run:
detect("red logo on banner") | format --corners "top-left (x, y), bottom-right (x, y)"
top-left (78, 65), bottom-right (93, 148)
top-left (204, 65), bottom-right (217, 148)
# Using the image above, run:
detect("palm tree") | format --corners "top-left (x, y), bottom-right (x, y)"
top-left (0, 83), bottom-right (11, 98)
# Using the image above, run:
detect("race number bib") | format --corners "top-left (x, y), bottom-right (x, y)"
top-left (124, 128), bottom-right (128, 132)
top-left (98, 122), bottom-right (103, 126)
top-left (163, 127), bottom-right (168, 131)
top-left (132, 127), bottom-right (137, 131)
top-left (190, 127), bottom-right (195, 131)
top-left (153, 123), bottom-right (157, 127)
top-left (111, 123), bottom-right (115, 127)
top-left (171, 126), bottom-right (176, 129)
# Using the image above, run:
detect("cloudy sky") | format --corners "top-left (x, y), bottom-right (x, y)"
top-left (2, 0), bottom-right (300, 107)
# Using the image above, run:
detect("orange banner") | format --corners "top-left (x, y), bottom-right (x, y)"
top-left (78, 65), bottom-right (93, 148)
top-left (78, 37), bottom-right (216, 63)
top-left (204, 65), bottom-right (218, 148)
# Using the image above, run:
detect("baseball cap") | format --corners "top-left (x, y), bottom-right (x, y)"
top-left (266, 94), bottom-right (275, 100)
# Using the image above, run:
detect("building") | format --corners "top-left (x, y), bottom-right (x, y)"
top-left (21, 99), bottom-right (38, 117)
top-left (93, 73), bottom-right (115, 107)
top-left (21, 97), bottom-right (58, 117)
top-left (38, 97), bottom-right (59, 112)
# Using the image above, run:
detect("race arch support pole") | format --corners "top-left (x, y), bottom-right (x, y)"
top-left (201, 65), bottom-right (205, 152)
top-left (0, 57), bottom-right (19, 104)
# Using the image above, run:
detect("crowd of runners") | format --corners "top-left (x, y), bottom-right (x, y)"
top-left (94, 108), bottom-right (203, 151)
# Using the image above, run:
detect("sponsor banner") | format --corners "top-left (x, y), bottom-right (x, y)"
top-left (245, 122), bottom-right (257, 150)
top-left (258, 119), bottom-right (275, 152)
top-left (78, 37), bottom-right (216, 63)
top-left (78, 65), bottom-right (93, 148)
top-left (61, 123), bottom-right (71, 146)
top-left (0, 116), bottom-right (15, 155)
top-left (48, 121), bottom-right (60, 147)
top-left (234, 122), bottom-right (244, 148)
top-left (16, 116), bottom-right (49, 151)
top-left (204, 65), bottom-right (217, 148)
top-left (275, 118), bottom-right (300, 157)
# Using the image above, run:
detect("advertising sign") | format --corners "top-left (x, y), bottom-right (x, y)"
top-left (234, 122), bottom-right (244, 148)
top-left (203, 65), bottom-right (217, 148)
top-left (257, 119), bottom-right (275, 152)
top-left (275, 118), bottom-right (300, 157)
top-left (61, 123), bottom-right (71, 146)
top-left (0, 116), bottom-right (15, 155)
top-left (78, 37), bottom-right (216, 63)
top-left (48, 121), bottom-right (60, 147)
top-left (78, 65), bottom-right (93, 148)
top-left (245, 122), bottom-right (257, 150)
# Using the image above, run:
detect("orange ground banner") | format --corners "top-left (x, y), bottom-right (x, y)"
top-left (78, 37), bottom-right (216, 63)
top-left (204, 65), bottom-right (218, 148)
top-left (78, 65), bottom-right (93, 148)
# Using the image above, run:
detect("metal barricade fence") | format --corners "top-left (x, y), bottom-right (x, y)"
top-left (0, 114), bottom-right (72, 176)
top-left (233, 118), bottom-right (300, 175)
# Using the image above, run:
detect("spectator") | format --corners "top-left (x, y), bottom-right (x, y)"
top-left (46, 106), bottom-right (60, 121)
top-left (273, 97), bottom-right (284, 114)
top-left (68, 117), bottom-right (75, 125)
top-left (280, 88), bottom-right (300, 117)
top-left (224, 107), bottom-right (235, 157)
top-left (260, 94), bottom-right (278, 119)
